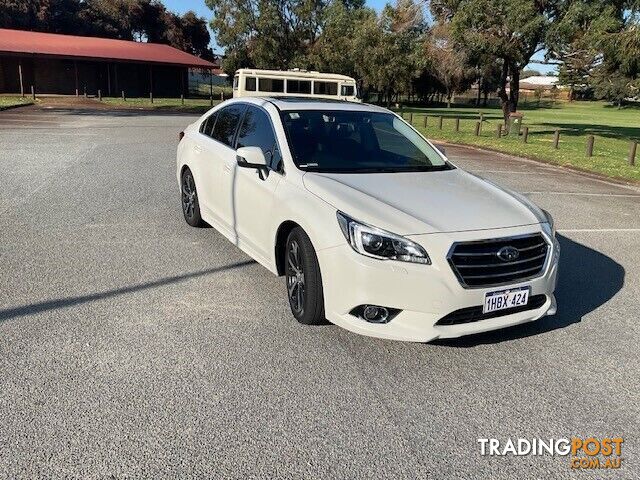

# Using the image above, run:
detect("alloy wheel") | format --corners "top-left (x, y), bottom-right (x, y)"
top-left (286, 239), bottom-right (305, 315)
top-left (182, 172), bottom-right (196, 219)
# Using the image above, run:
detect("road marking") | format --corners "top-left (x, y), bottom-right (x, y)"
top-left (559, 228), bottom-right (640, 233)
top-left (523, 191), bottom-right (640, 198)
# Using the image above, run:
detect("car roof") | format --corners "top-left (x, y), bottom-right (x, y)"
top-left (256, 96), bottom-right (391, 113)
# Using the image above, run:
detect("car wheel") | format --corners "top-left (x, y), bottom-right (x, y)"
top-left (285, 227), bottom-right (325, 325)
top-left (181, 168), bottom-right (205, 227)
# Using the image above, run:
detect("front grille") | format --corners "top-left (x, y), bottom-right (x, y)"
top-left (436, 294), bottom-right (547, 326)
top-left (448, 233), bottom-right (549, 288)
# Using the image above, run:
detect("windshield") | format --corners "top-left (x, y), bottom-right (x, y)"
top-left (280, 110), bottom-right (452, 173)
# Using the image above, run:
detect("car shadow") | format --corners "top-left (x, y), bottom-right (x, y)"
top-left (433, 234), bottom-right (625, 347)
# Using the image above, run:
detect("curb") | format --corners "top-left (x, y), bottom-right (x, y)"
top-left (436, 141), bottom-right (640, 189)
top-left (0, 102), bottom-right (35, 112)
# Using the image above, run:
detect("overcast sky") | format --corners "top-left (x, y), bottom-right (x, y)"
top-left (163, 0), bottom-right (555, 74)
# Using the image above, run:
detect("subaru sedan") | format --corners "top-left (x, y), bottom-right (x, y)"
top-left (176, 97), bottom-right (559, 342)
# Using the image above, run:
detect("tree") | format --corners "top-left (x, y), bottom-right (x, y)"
top-left (472, 54), bottom-right (503, 106)
top-left (353, 0), bottom-right (424, 106)
top-left (424, 23), bottom-right (473, 107)
top-left (205, 0), bottom-right (327, 74)
top-left (179, 11), bottom-right (213, 58)
top-left (303, 0), bottom-right (377, 78)
top-left (0, 1), bottom-right (213, 59)
top-left (0, 0), bottom-right (38, 30)
top-left (432, 0), bottom-right (555, 122)
top-left (546, 1), bottom-right (621, 101)
top-left (77, 0), bottom-right (132, 39)
top-left (590, 2), bottom-right (639, 106)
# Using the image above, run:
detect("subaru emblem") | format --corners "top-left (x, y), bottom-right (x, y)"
top-left (497, 246), bottom-right (520, 262)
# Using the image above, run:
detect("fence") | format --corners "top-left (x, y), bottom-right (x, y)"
top-left (399, 110), bottom-right (639, 166)
top-left (188, 69), bottom-right (232, 98)
top-left (370, 88), bottom-right (566, 109)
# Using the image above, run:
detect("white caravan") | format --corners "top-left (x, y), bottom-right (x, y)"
top-left (232, 69), bottom-right (360, 102)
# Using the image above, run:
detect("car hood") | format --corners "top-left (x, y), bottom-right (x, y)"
top-left (302, 169), bottom-right (544, 235)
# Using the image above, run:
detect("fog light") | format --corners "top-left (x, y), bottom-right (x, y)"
top-left (363, 305), bottom-right (388, 323)
top-left (350, 304), bottom-right (400, 324)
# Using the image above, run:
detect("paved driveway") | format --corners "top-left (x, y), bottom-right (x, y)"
top-left (0, 107), bottom-right (637, 479)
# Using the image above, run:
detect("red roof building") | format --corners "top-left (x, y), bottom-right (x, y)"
top-left (0, 28), bottom-right (219, 97)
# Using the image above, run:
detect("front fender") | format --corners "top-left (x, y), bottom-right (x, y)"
top-left (267, 178), bottom-right (345, 274)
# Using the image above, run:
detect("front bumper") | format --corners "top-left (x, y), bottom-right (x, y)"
top-left (316, 225), bottom-right (559, 342)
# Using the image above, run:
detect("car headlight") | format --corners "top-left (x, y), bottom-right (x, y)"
top-left (336, 211), bottom-right (431, 264)
top-left (541, 209), bottom-right (556, 236)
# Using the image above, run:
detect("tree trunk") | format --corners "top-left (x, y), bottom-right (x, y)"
top-left (483, 90), bottom-right (489, 107)
top-left (476, 76), bottom-right (482, 106)
top-left (498, 60), bottom-right (510, 124)
top-left (508, 63), bottom-right (520, 114)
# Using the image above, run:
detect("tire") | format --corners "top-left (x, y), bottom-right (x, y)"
top-left (181, 168), bottom-right (205, 227)
top-left (285, 227), bottom-right (325, 325)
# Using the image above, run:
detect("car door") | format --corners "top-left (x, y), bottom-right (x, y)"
top-left (200, 104), bottom-right (246, 236)
top-left (230, 105), bottom-right (283, 261)
top-left (190, 111), bottom-right (220, 222)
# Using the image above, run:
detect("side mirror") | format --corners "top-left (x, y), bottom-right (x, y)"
top-left (236, 146), bottom-right (268, 170)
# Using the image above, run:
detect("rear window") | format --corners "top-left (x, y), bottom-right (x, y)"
top-left (258, 78), bottom-right (284, 93)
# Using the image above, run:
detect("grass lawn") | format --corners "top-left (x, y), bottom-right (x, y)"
top-left (398, 101), bottom-right (640, 182)
top-left (0, 96), bottom-right (34, 110)
top-left (189, 84), bottom-right (233, 97)
top-left (101, 96), bottom-right (222, 111)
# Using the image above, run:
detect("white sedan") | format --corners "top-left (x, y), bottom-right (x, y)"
top-left (177, 97), bottom-right (559, 342)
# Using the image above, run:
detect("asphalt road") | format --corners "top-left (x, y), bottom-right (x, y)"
top-left (0, 106), bottom-right (638, 479)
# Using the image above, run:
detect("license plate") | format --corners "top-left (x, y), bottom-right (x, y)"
top-left (483, 287), bottom-right (530, 314)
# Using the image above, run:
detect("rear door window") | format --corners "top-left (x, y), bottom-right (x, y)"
top-left (200, 112), bottom-right (217, 136)
top-left (211, 105), bottom-right (245, 147)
